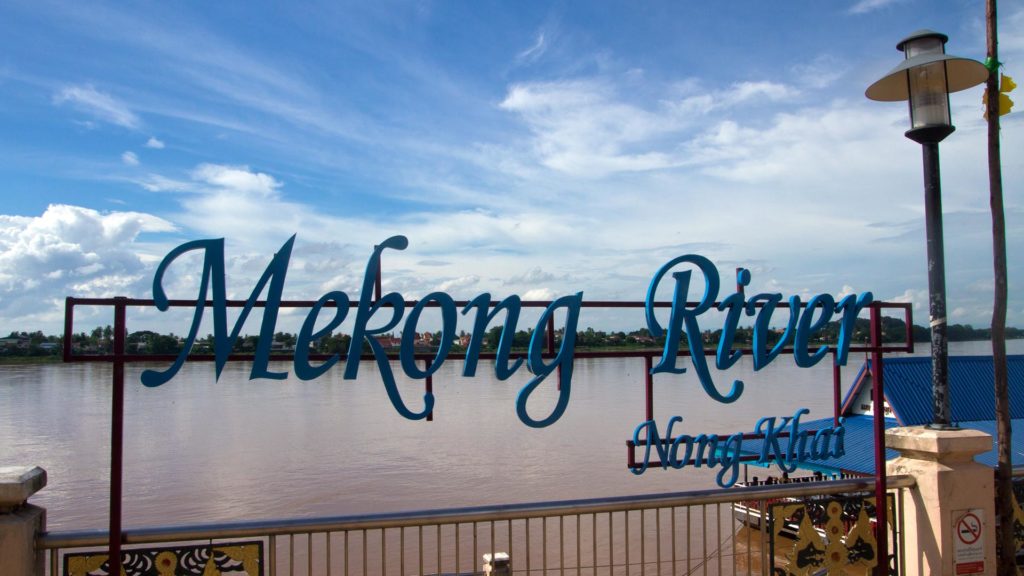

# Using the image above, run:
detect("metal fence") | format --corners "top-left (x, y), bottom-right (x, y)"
top-left (38, 475), bottom-right (913, 576)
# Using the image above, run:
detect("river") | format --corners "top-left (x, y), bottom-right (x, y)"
top-left (1, 340), bottom-right (1018, 531)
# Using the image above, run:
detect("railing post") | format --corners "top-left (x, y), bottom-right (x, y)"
top-left (0, 466), bottom-right (47, 576)
top-left (108, 297), bottom-right (128, 574)
top-left (886, 428), bottom-right (996, 575)
top-left (644, 355), bottom-right (653, 422)
top-left (63, 297), bottom-right (75, 362)
top-left (832, 351), bottom-right (841, 427)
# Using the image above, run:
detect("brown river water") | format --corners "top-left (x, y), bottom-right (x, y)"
top-left (0, 341), bottom-right (1015, 531)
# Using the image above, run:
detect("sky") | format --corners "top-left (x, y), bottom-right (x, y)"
top-left (0, 0), bottom-right (1022, 338)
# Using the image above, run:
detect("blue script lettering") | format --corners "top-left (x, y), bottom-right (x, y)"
top-left (645, 258), bottom-right (872, 403)
top-left (632, 409), bottom-right (846, 486)
top-left (142, 236), bottom-right (296, 387)
top-left (755, 408), bottom-right (846, 473)
top-left (630, 416), bottom-right (745, 488)
top-left (142, 235), bottom-right (582, 428)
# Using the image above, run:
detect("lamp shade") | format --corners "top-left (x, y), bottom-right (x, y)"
top-left (865, 52), bottom-right (989, 102)
top-left (865, 30), bottom-right (988, 143)
top-left (866, 29), bottom-right (988, 101)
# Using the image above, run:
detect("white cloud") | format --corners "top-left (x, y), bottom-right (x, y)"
top-left (0, 205), bottom-right (176, 328)
top-left (663, 80), bottom-right (800, 118)
top-left (119, 163), bottom-right (605, 326)
top-left (167, 164), bottom-right (383, 264)
top-left (1003, 6), bottom-right (1024, 55)
top-left (516, 32), bottom-right (548, 64)
top-left (891, 289), bottom-right (927, 313)
top-left (35, 4), bottom-right (372, 148)
top-left (946, 307), bottom-right (970, 319)
top-left (167, 164), bottom-right (592, 264)
top-left (437, 275), bottom-right (480, 293)
top-left (191, 164), bottom-right (281, 198)
top-left (522, 288), bottom-right (556, 301)
top-left (499, 79), bottom-right (683, 176)
top-left (693, 100), bottom-right (913, 189)
top-left (121, 151), bottom-right (140, 166)
top-left (504, 267), bottom-right (559, 286)
top-left (53, 85), bottom-right (140, 129)
top-left (848, 0), bottom-right (905, 14)
top-left (145, 137), bottom-right (165, 149)
top-left (498, 77), bottom-right (802, 178)
top-left (725, 81), bottom-right (800, 106)
top-left (136, 174), bottom-right (195, 193)
top-left (790, 55), bottom-right (847, 90)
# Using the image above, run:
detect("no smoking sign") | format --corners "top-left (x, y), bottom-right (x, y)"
top-left (957, 513), bottom-right (982, 544)
top-left (954, 509), bottom-right (985, 575)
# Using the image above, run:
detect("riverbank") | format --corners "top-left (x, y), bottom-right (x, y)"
top-left (0, 356), bottom-right (61, 365)
top-left (3, 335), bottom-right (1022, 366)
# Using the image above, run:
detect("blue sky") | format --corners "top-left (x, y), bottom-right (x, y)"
top-left (1, 0), bottom-right (1022, 336)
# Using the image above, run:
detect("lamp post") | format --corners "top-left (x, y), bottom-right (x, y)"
top-left (866, 30), bottom-right (987, 428)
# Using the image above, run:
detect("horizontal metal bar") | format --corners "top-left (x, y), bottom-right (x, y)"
top-left (38, 476), bottom-right (914, 549)
top-left (61, 344), bottom-right (913, 364)
top-left (67, 297), bottom-right (667, 309)
top-left (65, 296), bottom-right (913, 362)
top-left (66, 296), bottom-right (912, 311)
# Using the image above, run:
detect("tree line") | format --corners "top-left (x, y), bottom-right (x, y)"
top-left (4, 315), bottom-right (1021, 359)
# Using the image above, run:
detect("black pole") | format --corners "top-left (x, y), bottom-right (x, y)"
top-left (869, 304), bottom-right (889, 576)
top-left (921, 141), bottom-right (952, 429)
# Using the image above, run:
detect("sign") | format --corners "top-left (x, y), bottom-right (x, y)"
top-left (630, 408), bottom-right (846, 487)
top-left (953, 509), bottom-right (985, 575)
top-left (144, 235), bottom-right (874, 485)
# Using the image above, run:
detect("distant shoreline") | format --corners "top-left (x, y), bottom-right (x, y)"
top-left (0, 356), bottom-right (63, 365)
top-left (2, 336), bottom-right (1021, 366)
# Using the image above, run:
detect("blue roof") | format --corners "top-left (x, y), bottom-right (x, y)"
top-left (739, 414), bottom-right (1024, 476)
top-left (740, 355), bottom-right (1024, 475)
top-left (879, 355), bottom-right (1024, 426)
top-left (840, 355), bottom-right (1024, 426)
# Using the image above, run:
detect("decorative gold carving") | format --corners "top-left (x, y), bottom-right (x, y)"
top-left (216, 544), bottom-right (261, 575)
top-left (66, 554), bottom-right (117, 576)
top-left (1013, 485), bottom-right (1024, 560)
top-left (769, 495), bottom-right (892, 575)
top-left (155, 551), bottom-right (178, 576)
top-left (63, 541), bottom-right (262, 576)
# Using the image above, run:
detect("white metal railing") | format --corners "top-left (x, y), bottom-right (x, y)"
top-left (38, 475), bottom-right (914, 576)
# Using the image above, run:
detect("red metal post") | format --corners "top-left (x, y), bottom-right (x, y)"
top-left (424, 359), bottom-right (434, 422)
top-left (833, 354), bottom-right (842, 427)
top-left (548, 314), bottom-right (559, 390)
top-left (644, 355), bottom-right (653, 421)
top-left (904, 307), bottom-right (915, 354)
top-left (547, 314), bottom-right (555, 355)
top-left (374, 245), bottom-right (382, 302)
top-left (869, 304), bottom-right (889, 575)
top-left (109, 297), bottom-right (128, 574)
top-left (63, 297), bottom-right (75, 362)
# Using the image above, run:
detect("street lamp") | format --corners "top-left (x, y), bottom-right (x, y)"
top-left (866, 30), bottom-right (988, 428)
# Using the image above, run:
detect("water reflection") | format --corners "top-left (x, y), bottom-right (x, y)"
top-left (0, 340), bottom-right (1015, 530)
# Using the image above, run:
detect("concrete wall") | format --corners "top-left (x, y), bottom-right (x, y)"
top-left (0, 467), bottom-right (47, 576)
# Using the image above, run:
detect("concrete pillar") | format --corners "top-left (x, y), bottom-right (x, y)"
top-left (886, 427), bottom-right (995, 576)
top-left (0, 467), bottom-right (47, 576)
